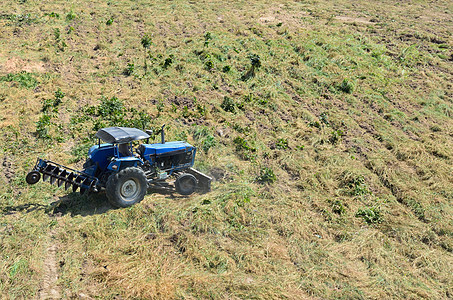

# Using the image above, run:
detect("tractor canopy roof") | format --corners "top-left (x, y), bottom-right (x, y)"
top-left (95, 127), bottom-right (150, 144)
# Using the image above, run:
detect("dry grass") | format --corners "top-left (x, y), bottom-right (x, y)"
top-left (0, 0), bottom-right (452, 298)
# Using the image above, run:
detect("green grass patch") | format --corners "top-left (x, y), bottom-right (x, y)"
top-left (0, 72), bottom-right (38, 89)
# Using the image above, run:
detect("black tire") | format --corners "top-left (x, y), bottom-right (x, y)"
top-left (175, 173), bottom-right (198, 195)
top-left (26, 171), bottom-right (41, 184)
top-left (105, 167), bottom-right (147, 208)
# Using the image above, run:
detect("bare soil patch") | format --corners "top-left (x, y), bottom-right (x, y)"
top-left (0, 57), bottom-right (45, 74)
top-left (1, 156), bottom-right (14, 184)
top-left (335, 16), bottom-right (373, 25)
top-left (256, 6), bottom-right (310, 27)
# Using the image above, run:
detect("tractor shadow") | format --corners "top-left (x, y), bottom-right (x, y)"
top-left (52, 187), bottom-right (184, 217)
top-left (53, 192), bottom-right (117, 217)
top-left (0, 193), bottom-right (116, 217)
top-left (2, 189), bottom-right (187, 218)
top-left (1, 202), bottom-right (50, 215)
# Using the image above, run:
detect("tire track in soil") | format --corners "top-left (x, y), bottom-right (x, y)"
top-left (38, 228), bottom-right (61, 299)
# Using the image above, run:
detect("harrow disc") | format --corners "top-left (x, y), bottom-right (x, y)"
top-left (26, 171), bottom-right (41, 184)
top-left (28, 159), bottom-right (99, 195)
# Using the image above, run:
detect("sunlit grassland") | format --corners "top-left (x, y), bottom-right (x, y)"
top-left (0, 0), bottom-right (452, 298)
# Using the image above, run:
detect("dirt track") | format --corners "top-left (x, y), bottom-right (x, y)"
top-left (38, 229), bottom-right (60, 299)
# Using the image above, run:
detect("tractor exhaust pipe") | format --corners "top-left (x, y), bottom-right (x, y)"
top-left (161, 124), bottom-right (165, 144)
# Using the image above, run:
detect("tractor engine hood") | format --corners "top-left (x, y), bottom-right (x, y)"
top-left (140, 141), bottom-right (194, 157)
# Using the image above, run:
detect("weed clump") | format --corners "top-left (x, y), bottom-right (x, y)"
top-left (330, 199), bottom-right (346, 215)
top-left (141, 34), bottom-right (152, 49)
top-left (42, 88), bottom-right (65, 112)
top-left (81, 96), bottom-right (151, 131)
top-left (233, 137), bottom-right (256, 160)
top-left (194, 50), bottom-right (218, 70)
top-left (232, 123), bottom-right (250, 134)
top-left (355, 207), bottom-right (383, 224)
top-left (36, 88), bottom-right (65, 139)
top-left (329, 129), bottom-right (344, 144)
top-left (36, 114), bottom-right (52, 139)
top-left (123, 63), bottom-right (135, 76)
top-left (141, 34), bottom-right (153, 72)
top-left (53, 28), bottom-right (67, 51)
top-left (337, 78), bottom-right (354, 94)
top-left (54, 88), bottom-right (65, 105)
top-left (66, 11), bottom-right (76, 21)
top-left (221, 96), bottom-right (236, 113)
top-left (2, 13), bottom-right (38, 26)
top-left (0, 72), bottom-right (38, 89)
top-left (257, 167), bottom-right (276, 184)
top-left (308, 121), bottom-right (321, 128)
top-left (201, 135), bottom-right (216, 153)
top-left (241, 54), bottom-right (261, 81)
top-left (162, 56), bottom-right (173, 69)
top-left (95, 96), bottom-right (123, 117)
top-left (276, 138), bottom-right (289, 149)
top-left (233, 137), bottom-right (254, 151)
top-left (398, 44), bottom-right (422, 67)
top-left (339, 172), bottom-right (370, 196)
top-left (204, 60), bottom-right (214, 70)
top-left (70, 139), bottom-right (93, 162)
top-left (193, 127), bottom-right (216, 153)
top-left (45, 12), bottom-right (60, 18)
top-left (405, 199), bottom-right (425, 221)
top-left (204, 32), bottom-right (212, 47)
top-left (319, 112), bottom-right (330, 126)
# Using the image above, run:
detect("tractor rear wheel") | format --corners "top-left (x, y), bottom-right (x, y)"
top-left (175, 173), bottom-right (198, 195)
top-left (106, 167), bottom-right (147, 208)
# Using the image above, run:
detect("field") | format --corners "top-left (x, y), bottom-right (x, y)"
top-left (0, 0), bottom-right (452, 298)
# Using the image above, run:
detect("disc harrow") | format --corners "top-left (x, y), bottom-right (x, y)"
top-left (26, 159), bottom-right (99, 194)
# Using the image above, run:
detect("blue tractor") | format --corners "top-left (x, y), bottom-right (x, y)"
top-left (26, 126), bottom-right (211, 207)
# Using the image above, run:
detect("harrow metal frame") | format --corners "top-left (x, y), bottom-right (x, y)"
top-left (32, 158), bottom-right (100, 194)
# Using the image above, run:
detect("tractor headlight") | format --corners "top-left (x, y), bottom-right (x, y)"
top-left (112, 165), bottom-right (118, 170)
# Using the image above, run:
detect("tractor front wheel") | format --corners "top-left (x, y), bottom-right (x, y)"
top-left (106, 167), bottom-right (147, 208)
top-left (175, 173), bottom-right (198, 195)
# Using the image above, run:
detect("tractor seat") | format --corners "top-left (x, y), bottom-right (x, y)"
top-left (118, 143), bottom-right (133, 157)
top-left (136, 146), bottom-right (143, 156)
